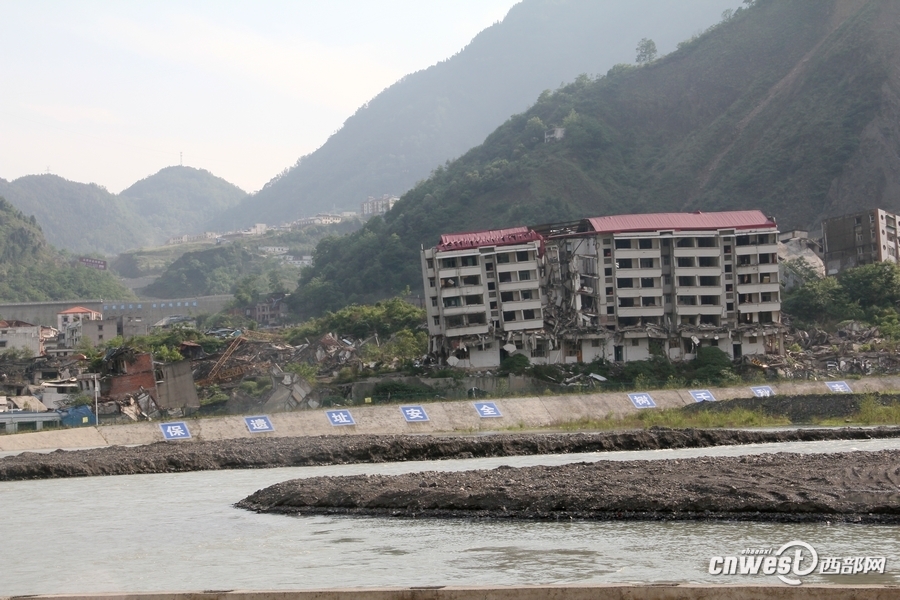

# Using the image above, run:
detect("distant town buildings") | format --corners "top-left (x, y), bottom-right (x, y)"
top-left (422, 210), bottom-right (784, 369)
top-left (293, 213), bottom-right (343, 227)
top-left (821, 208), bottom-right (899, 275)
top-left (361, 194), bottom-right (398, 217)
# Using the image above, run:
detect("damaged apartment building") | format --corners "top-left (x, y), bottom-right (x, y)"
top-left (421, 210), bottom-right (784, 368)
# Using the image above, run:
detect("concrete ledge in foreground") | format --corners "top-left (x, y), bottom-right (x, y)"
top-left (5, 585), bottom-right (900, 600)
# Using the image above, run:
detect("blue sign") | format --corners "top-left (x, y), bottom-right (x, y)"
top-left (326, 409), bottom-right (355, 426)
top-left (628, 392), bottom-right (656, 408)
top-left (826, 381), bottom-right (852, 393)
top-left (474, 401), bottom-right (502, 418)
top-left (160, 421), bottom-right (191, 440)
top-left (400, 405), bottom-right (429, 422)
top-left (689, 389), bottom-right (717, 402)
top-left (751, 386), bottom-right (775, 397)
top-left (244, 415), bottom-right (275, 432)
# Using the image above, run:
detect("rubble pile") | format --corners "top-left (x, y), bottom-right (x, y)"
top-left (764, 321), bottom-right (900, 379)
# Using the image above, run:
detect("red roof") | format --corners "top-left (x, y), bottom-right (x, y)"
top-left (584, 210), bottom-right (775, 234)
top-left (58, 306), bottom-right (99, 315)
top-left (437, 227), bottom-right (543, 251)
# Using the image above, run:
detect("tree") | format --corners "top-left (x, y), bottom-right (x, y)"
top-left (635, 38), bottom-right (658, 64)
top-left (839, 262), bottom-right (900, 310)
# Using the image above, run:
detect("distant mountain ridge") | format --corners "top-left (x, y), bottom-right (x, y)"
top-left (289, 0), bottom-right (900, 315)
top-left (209, 0), bottom-right (740, 231)
top-left (0, 166), bottom-right (246, 255)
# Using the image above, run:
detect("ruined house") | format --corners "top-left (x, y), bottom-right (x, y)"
top-left (85, 348), bottom-right (200, 418)
top-left (422, 210), bottom-right (785, 368)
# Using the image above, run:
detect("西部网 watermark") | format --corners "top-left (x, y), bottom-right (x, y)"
top-left (709, 540), bottom-right (886, 585)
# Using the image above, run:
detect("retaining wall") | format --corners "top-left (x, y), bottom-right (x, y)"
top-left (2, 376), bottom-right (899, 453)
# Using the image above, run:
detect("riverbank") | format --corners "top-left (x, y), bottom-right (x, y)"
top-left (3, 423), bottom-right (900, 482)
top-left (237, 448), bottom-right (900, 524)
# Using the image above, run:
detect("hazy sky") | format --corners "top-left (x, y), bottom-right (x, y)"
top-left (1, 1), bottom-right (739, 195)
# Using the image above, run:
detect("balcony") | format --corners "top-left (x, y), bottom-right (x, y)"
top-left (616, 306), bottom-right (665, 318)
top-left (446, 323), bottom-right (490, 337)
top-left (737, 302), bottom-right (781, 313)
top-left (437, 265), bottom-right (482, 279)
top-left (614, 267), bottom-right (662, 279)
top-left (612, 248), bottom-right (660, 259)
top-left (673, 246), bottom-right (721, 257)
top-left (441, 305), bottom-right (488, 317)
top-left (498, 299), bottom-right (543, 312)
top-left (677, 304), bottom-right (725, 316)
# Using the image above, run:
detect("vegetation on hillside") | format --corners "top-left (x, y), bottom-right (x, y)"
top-left (0, 196), bottom-right (133, 302)
top-left (119, 166), bottom-right (247, 244)
top-left (783, 261), bottom-right (900, 339)
top-left (0, 166), bottom-right (247, 254)
top-left (209, 0), bottom-right (736, 230)
top-left (290, 0), bottom-right (897, 315)
top-left (142, 243), bottom-right (293, 300)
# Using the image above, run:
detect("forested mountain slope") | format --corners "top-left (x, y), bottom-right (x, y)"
top-left (0, 167), bottom-right (246, 254)
top-left (209, 0), bottom-right (738, 230)
top-left (291, 0), bottom-right (900, 316)
top-left (0, 175), bottom-right (151, 254)
top-left (0, 197), bottom-right (133, 302)
top-left (119, 166), bottom-right (247, 244)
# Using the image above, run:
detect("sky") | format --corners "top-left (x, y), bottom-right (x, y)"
top-left (0, 1), bottom-right (741, 195)
top-left (0, 0), bottom-right (518, 194)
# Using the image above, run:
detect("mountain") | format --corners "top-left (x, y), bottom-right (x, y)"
top-left (119, 166), bottom-right (247, 243)
top-left (0, 166), bottom-right (247, 255)
top-left (0, 175), bottom-right (150, 255)
top-left (208, 0), bottom-right (740, 230)
top-left (290, 0), bottom-right (900, 316)
top-left (0, 196), bottom-right (133, 302)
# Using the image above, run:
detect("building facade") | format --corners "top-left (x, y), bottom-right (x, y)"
top-left (361, 194), bottom-right (399, 217)
top-left (422, 211), bottom-right (784, 368)
top-left (822, 208), bottom-right (900, 275)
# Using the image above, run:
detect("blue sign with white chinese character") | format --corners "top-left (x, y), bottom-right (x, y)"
top-left (474, 401), bottom-right (502, 418)
top-left (689, 389), bottom-right (717, 402)
top-left (751, 386), bottom-right (775, 397)
top-left (826, 381), bottom-right (852, 393)
top-left (628, 392), bottom-right (656, 408)
top-left (244, 415), bottom-right (275, 432)
top-left (160, 421), bottom-right (191, 440)
top-left (400, 405), bottom-right (429, 422)
top-left (326, 409), bottom-right (355, 426)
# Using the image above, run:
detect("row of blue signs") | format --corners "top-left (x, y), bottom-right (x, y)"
top-left (160, 381), bottom-right (855, 439)
top-left (626, 380), bottom-right (852, 409)
top-left (159, 402), bottom-right (503, 440)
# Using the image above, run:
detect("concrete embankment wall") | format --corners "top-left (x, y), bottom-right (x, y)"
top-left (2, 376), bottom-right (900, 453)
top-left (3, 584), bottom-right (899, 600)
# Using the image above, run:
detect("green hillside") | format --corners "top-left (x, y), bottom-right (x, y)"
top-left (209, 0), bottom-right (739, 231)
top-left (0, 175), bottom-right (151, 254)
top-left (119, 166), bottom-right (247, 243)
top-left (290, 0), bottom-right (900, 316)
top-left (0, 166), bottom-right (247, 255)
top-left (0, 196), bottom-right (133, 302)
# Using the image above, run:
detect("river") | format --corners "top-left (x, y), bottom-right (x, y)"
top-left (2, 438), bottom-right (899, 595)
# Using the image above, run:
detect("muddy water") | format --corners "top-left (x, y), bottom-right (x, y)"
top-left (3, 438), bottom-right (899, 596)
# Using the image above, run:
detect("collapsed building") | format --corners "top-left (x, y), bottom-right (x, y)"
top-left (421, 210), bottom-right (785, 368)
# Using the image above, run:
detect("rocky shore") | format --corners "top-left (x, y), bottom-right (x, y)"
top-left (236, 448), bottom-right (900, 524)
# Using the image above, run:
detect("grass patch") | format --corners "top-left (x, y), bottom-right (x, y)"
top-left (814, 394), bottom-right (900, 426)
top-left (553, 406), bottom-right (791, 431)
